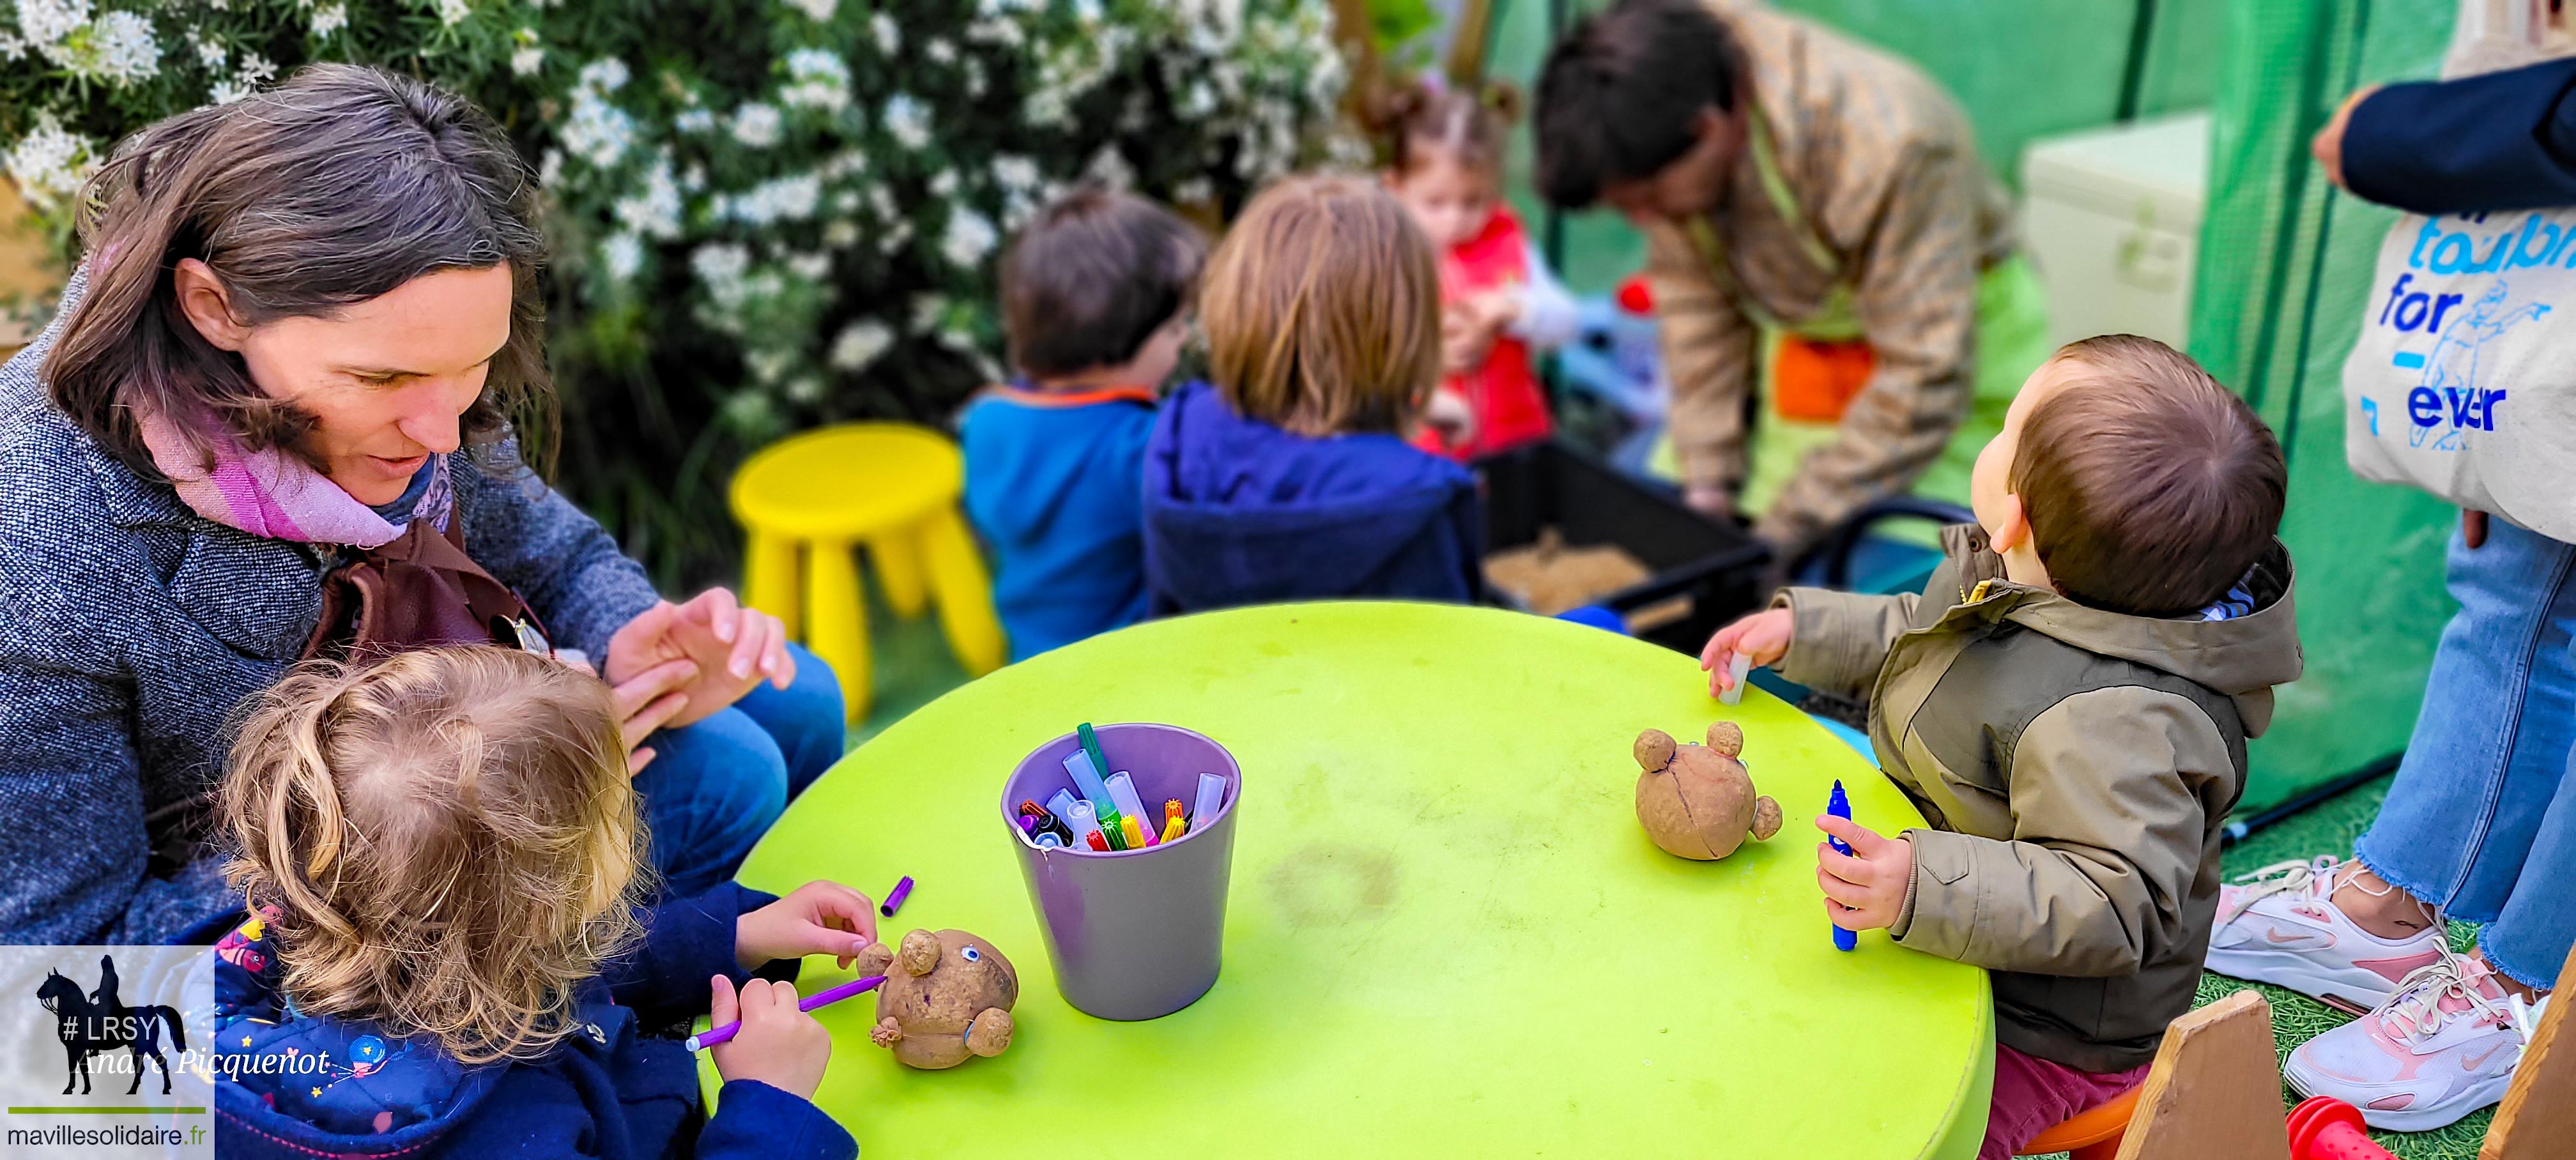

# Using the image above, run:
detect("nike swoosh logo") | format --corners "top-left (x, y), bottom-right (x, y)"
top-left (2266, 927), bottom-right (2310, 944)
top-left (2462, 1043), bottom-right (2510, 1072)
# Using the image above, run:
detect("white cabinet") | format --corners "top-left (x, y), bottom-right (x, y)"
top-left (2019, 111), bottom-right (2211, 351)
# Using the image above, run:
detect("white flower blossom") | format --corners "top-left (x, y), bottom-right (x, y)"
top-left (728, 172), bottom-right (821, 225)
top-left (84, 10), bottom-right (159, 86)
top-left (577, 56), bottom-right (629, 93)
top-left (965, 16), bottom-right (1020, 49)
top-left (819, 149), bottom-right (867, 179)
top-left (785, 376), bottom-right (825, 404)
top-left (730, 102), bottom-right (782, 148)
top-left (881, 93), bottom-right (930, 150)
top-left (1071, 0), bottom-right (1101, 24)
top-left (924, 38), bottom-right (954, 65)
top-left (14, 0), bottom-right (90, 47)
top-left (1022, 86), bottom-right (1068, 128)
top-left (2, 116), bottom-right (96, 208)
top-left (784, 0), bottom-right (832, 20)
top-left (235, 50), bottom-right (275, 86)
top-left (870, 12), bottom-right (898, 54)
top-left (0, 33), bottom-right (24, 61)
top-left (822, 219), bottom-right (859, 249)
top-left (1181, 80), bottom-right (1216, 118)
top-left (434, 0), bottom-right (470, 27)
top-left (991, 155), bottom-right (1039, 193)
top-left (674, 108), bottom-right (716, 133)
top-left (560, 90), bottom-right (632, 169)
top-left (785, 251), bottom-right (829, 280)
top-left (613, 158), bottom-right (684, 238)
top-left (908, 294), bottom-right (948, 334)
top-left (1173, 177), bottom-right (1215, 206)
top-left (940, 208), bottom-right (997, 270)
top-left (309, 3), bottom-right (346, 38)
top-left (877, 218), bottom-right (912, 254)
top-left (601, 232), bottom-right (644, 280)
top-left (781, 49), bottom-right (848, 112)
top-left (190, 31), bottom-right (224, 68)
top-left (206, 79), bottom-right (249, 105)
top-left (691, 243), bottom-right (751, 298)
top-left (510, 46), bottom-right (542, 75)
top-left (537, 148), bottom-right (564, 188)
top-left (746, 349), bottom-right (795, 384)
top-left (927, 169), bottom-right (958, 198)
top-left (1084, 145), bottom-right (1133, 191)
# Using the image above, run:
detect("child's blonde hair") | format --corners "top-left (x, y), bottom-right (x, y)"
top-left (1199, 174), bottom-right (1441, 436)
top-left (220, 647), bottom-right (647, 1064)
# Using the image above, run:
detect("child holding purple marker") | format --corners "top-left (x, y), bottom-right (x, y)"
top-left (206, 648), bottom-right (882, 1160)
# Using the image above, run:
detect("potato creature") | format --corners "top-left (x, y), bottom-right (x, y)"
top-left (1632, 721), bottom-right (1782, 860)
top-left (852, 929), bottom-right (1018, 1070)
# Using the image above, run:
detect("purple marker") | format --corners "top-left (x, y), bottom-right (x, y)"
top-left (686, 974), bottom-right (887, 1051)
top-left (880, 875), bottom-right (914, 918)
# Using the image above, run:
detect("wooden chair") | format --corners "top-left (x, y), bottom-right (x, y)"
top-left (2480, 940), bottom-right (2576, 1160)
top-left (2018, 989), bottom-right (2292, 1160)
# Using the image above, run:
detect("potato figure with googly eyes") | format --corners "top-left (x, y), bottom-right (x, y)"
top-left (1632, 722), bottom-right (1782, 861)
top-left (852, 929), bottom-right (1018, 1070)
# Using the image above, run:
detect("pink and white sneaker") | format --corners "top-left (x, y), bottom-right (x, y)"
top-left (2206, 857), bottom-right (2446, 1010)
top-left (2285, 951), bottom-right (2547, 1132)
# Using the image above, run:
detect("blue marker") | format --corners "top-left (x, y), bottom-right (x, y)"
top-left (1827, 779), bottom-right (1857, 952)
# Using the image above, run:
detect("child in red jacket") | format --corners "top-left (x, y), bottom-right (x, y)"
top-left (1378, 79), bottom-right (1581, 461)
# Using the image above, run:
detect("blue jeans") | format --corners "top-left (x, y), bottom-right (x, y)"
top-left (2356, 517), bottom-right (2576, 991)
top-left (631, 643), bottom-right (844, 896)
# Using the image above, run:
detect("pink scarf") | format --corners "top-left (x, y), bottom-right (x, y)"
top-left (134, 403), bottom-right (450, 548)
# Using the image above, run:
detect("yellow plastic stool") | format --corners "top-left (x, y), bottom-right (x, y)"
top-left (729, 424), bottom-right (1006, 722)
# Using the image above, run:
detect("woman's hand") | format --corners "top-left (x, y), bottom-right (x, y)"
top-left (611, 657), bottom-right (697, 774)
top-left (737, 880), bottom-right (880, 971)
top-left (707, 977), bottom-right (832, 1101)
top-left (2312, 85), bottom-right (2380, 192)
top-left (604, 590), bottom-right (795, 731)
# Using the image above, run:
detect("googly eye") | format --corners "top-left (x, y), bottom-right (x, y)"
top-left (962, 946), bottom-right (981, 962)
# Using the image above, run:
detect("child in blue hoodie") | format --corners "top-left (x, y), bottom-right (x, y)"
top-left (208, 648), bottom-right (881, 1160)
top-left (963, 188), bottom-right (1206, 659)
top-left (1144, 174), bottom-right (1483, 612)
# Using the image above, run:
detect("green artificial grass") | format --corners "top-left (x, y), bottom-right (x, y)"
top-left (2195, 771), bottom-right (2494, 1160)
top-left (843, 586), bottom-right (973, 749)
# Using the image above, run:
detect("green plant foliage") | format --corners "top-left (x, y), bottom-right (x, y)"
top-left (3, 0), bottom-right (1355, 583)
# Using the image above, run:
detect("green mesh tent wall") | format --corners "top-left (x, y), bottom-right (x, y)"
top-left (1485, 0), bottom-right (2465, 814)
top-left (2189, 0), bottom-right (2458, 813)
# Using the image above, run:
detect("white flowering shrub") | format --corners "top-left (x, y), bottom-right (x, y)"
top-left (1, 0), bottom-right (1354, 581)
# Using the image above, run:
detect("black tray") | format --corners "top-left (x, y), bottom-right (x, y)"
top-left (1476, 441), bottom-right (1771, 654)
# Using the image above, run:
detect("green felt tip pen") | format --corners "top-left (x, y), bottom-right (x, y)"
top-left (1078, 722), bottom-right (1125, 847)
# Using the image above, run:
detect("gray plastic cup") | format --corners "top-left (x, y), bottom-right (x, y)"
top-left (1002, 723), bottom-right (1241, 1020)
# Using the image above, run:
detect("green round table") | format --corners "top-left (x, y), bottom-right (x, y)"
top-left (719, 602), bottom-right (1993, 1158)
